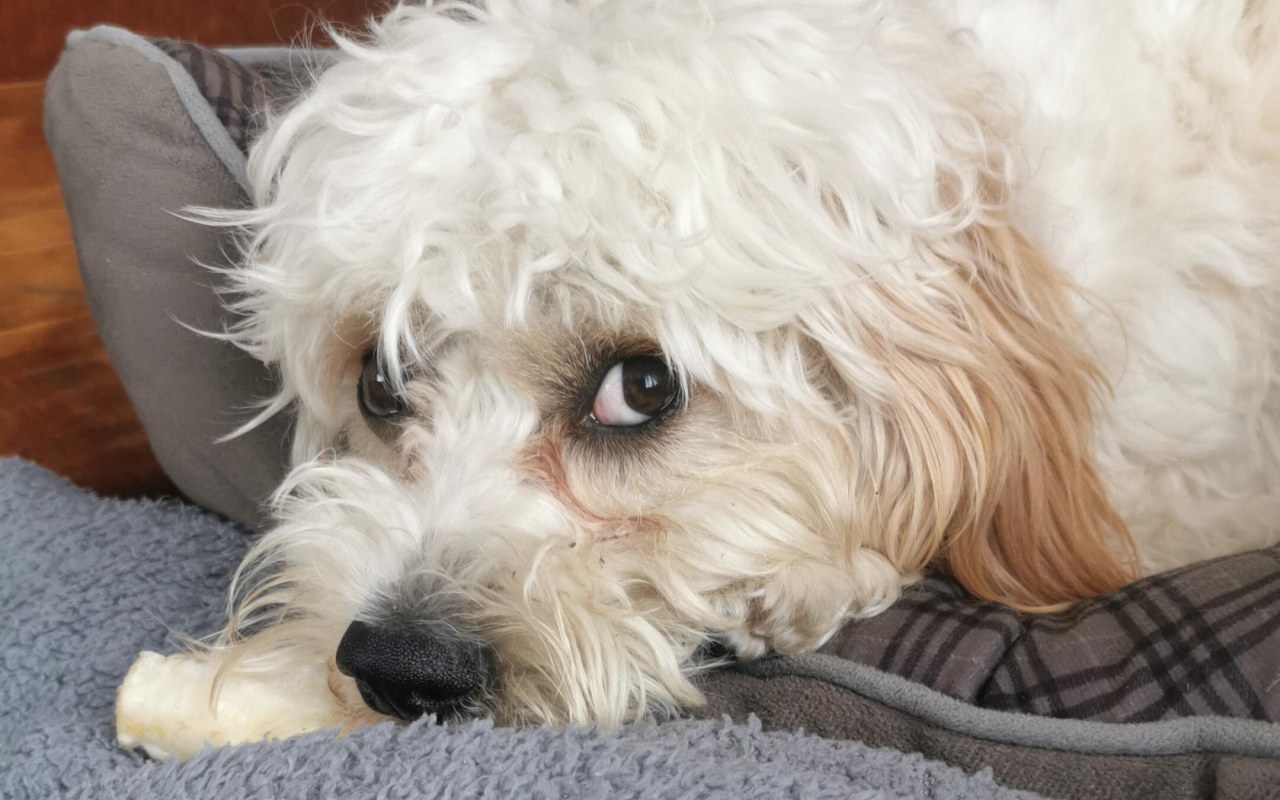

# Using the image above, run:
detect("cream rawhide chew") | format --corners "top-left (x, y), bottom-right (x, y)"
top-left (116, 651), bottom-right (344, 760)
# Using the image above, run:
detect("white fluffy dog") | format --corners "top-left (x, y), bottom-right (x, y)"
top-left (211, 0), bottom-right (1280, 727)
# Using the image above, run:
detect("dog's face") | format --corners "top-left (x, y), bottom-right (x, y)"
top-left (218, 0), bottom-right (1134, 726)
top-left (269, 304), bottom-right (888, 725)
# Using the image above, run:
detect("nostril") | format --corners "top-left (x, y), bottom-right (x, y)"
top-left (335, 619), bottom-right (490, 721)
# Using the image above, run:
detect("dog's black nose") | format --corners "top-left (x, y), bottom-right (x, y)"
top-left (335, 619), bottom-right (490, 721)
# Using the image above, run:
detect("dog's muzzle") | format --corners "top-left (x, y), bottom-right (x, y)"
top-left (335, 619), bottom-right (491, 721)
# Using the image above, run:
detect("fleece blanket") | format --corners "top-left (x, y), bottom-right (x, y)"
top-left (5, 460), bottom-right (1280, 800)
top-left (0, 458), bottom-right (1039, 800)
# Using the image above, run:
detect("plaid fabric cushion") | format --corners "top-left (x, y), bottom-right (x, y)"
top-left (821, 546), bottom-right (1280, 722)
top-left (150, 39), bottom-right (273, 155)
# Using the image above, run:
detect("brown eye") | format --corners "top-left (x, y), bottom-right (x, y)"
top-left (357, 348), bottom-right (406, 421)
top-left (591, 356), bottom-right (679, 427)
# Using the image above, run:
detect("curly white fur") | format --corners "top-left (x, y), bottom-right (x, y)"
top-left (207, 0), bottom-right (1280, 726)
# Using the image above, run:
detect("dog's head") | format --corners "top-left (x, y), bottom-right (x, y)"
top-left (217, 0), bottom-right (1135, 726)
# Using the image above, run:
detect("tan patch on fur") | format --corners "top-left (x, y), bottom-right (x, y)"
top-left (855, 222), bottom-right (1139, 612)
top-left (941, 224), bottom-right (1138, 610)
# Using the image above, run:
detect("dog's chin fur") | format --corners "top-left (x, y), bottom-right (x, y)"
top-left (205, 0), bottom-right (1280, 727)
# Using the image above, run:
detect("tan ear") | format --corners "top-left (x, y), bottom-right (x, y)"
top-left (813, 220), bottom-right (1138, 613)
top-left (940, 223), bottom-right (1137, 610)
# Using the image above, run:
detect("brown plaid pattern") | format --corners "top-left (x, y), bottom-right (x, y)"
top-left (821, 546), bottom-right (1280, 722)
top-left (150, 39), bottom-right (272, 154)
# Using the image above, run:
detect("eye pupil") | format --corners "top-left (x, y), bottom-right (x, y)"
top-left (621, 356), bottom-right (675, 415)
top-left (358, 348), bottom-right (406, 420)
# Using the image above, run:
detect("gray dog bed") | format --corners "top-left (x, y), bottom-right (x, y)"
top-left (21, 24), bottom-right (1280, 800)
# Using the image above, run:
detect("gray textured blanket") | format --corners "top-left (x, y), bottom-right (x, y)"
top-left (7, 457), bottom-right (1280, 799)
top-left (0, 458), bottom-right (1036, 800)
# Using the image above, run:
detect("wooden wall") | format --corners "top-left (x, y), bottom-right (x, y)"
top-left (2, 0), bottom-right (386, 83)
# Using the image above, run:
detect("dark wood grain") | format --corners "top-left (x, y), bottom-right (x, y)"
top-left (0, 313), bottom-right (177, 497)
top-left (2, 0), bottom-right (386, 83)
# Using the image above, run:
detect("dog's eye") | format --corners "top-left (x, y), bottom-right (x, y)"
top-left (358, 348), bottom-right (406, 421)
top-left (590, 356), bottom-right (679, 427)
